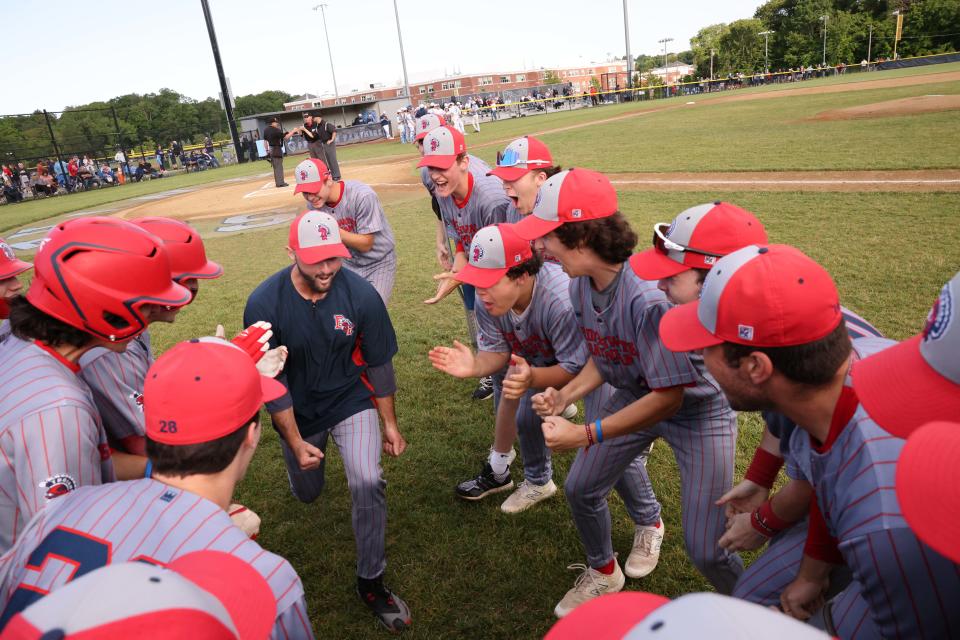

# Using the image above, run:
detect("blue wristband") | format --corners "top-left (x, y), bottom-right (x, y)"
top-left (594, 419), bottom-right (604, 444)
top-left (144, 459), bottom-right (153, 478)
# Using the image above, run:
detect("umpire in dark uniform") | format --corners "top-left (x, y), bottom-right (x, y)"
top-left (315, 114), bottom-right (341, 181)
top-left (263, 118), bottom-right (288, 188)
top-left (286, 111), bottom-right (325, 161)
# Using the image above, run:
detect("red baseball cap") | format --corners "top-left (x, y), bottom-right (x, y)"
top-left (293, 158), bottom-right (331, 194)
top-left (630, 202), bottom-right (768, 280)
top-left (896, 421), bottom-right (960, 564)
top-left (851, 271), bottom-right (960, 438)
top-left (416, 126), bottom-right (466, 170)
top-left (144, 337), bottom-right (286, 445)
top-left (288, 211), bottom-right (351, 264)
top-left (487, 136), bottom-right (554, 182)
top-left (1, 551), bottom-right (276, 640)
top-left (513, 169), bottom-right (618, 241)
top-left (660, 244), bottom-right (842, 352)
top-left (0, 238), bottom-right (32, 280)
top-left (454, 223), bottom-right (534, 289)
top-left (414, 113), bottom-right (446, 141)
top-left (131, 217), bottom-right (223, 282)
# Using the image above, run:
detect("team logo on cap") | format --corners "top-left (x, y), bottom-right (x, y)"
top-left (513, 253), bottom-right (522, 264)
top-left (923, 286), bottom-right (953, 342)
top-left (40, 474), bottom-right (77, 500)
top-left (0, 243), bottom-right (14, 260)
top-left (299, 168), bottom-right (309, 182)
top-left (738, 325), bottom-right (755, 341)
top-left (472, 245), bottom-right (484, 262)
top-left (421, 120), bottom-right (429, 130)
top-left (430, 137), bottom-right (440, 152)
top-left (334, 314), bottom-right (355, 336)
top-left (571, 209), bottom-right (583, 218)
top-left (317, 224), bottom-right (331, 241)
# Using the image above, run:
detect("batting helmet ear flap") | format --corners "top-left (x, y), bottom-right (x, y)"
top-left (26, 217), bottom-right (192, 342)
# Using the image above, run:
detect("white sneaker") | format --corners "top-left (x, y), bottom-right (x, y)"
top-left (624, 520), bottom-right (665, 578)
top-left (500, 479), bottom-right (557, 514)
top-left (554, 560), bottom-right (625, 618)
top-left (561, 404), bottom-right (578, 420)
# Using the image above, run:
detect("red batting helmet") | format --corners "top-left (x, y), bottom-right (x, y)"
top-left (26, 217), bottom-right (192, 342)
top-left (131, 217), bottom-right (223, 282)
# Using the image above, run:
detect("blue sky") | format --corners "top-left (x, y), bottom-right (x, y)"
top-left (0, 0), bottom-right (760, 113)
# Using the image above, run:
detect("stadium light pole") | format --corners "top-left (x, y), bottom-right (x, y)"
top-left (759, 30), bottom-right (774, 72)
top-left (392, 0), bottom-right (412, 102)
top-left (658, 37), bottom-right (673, 82)
top-left (867, 24), bottom-right (873, 64)
top-left (622, 0), bottom-right (633, 90)
top-left (820, 15), bottom-right (828, 66)
top-left (313, 4), bottom-right (346, 124)
top-left (199, 0), bottom-right (240, 156)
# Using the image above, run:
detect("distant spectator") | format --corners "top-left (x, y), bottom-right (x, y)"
top-left (200, 149), bottom-right (220, 169)
top-left (352, 114), bottom-right (364, 126)
top-left (155, 144), bottom-right (165, 170)
top-left (99, 163), bottom-right (116, 185)
top-left (114, 148), bottom-right (129, 176)
top-left (204, 135), bottom-right (214, 153)
top-left (2, 177), bottom-right (23, 204)
top-left (379, 113), bottom-right (392, 139)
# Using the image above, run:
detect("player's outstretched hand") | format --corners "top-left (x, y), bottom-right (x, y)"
top-left (501, 354), bottom-right (533, 400)
top-left (424, 271), bottom-right (460, 304)
top-left (230, 321), bottom-right (273, 363)
top-left (541, 416), bottom-right (586, 452)
top-left (428, 340), bottom-right (476, 378)
top-left (780, 575), bottom-right (828, 621)
top-left (436, 244), bottom-right (453, 271)
top-left (382, 424), bottom-right (407, 457)
top-left (718, 512), bottom-right (769, 552)
top-left (293, 438), bottom-right (324, 471)
top-left (257, 346), bottom-right (288, 378)
top-left (716, 479), bottom-right (769, 518)
top-left (531, 387), bottom-right (563, 417)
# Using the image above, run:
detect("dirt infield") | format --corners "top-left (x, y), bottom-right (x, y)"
top-left (812, 94), bottom-right (960, 120)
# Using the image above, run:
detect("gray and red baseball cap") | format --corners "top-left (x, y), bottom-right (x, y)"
top-left (488, 136), bottom-right (554, 182)
top-left (630, 202), bottom-right (768, 280)
top-left (417, 126), bottom-right (467, 170)
top-left (896, 420), bottom-right (960, 564)
top-left (454, 223), bottom-right (534, 288)
top-left (546, 591), bottom-right (829, 639)
top-left (659, 244), bottom-right (842, 352)
top-left (145, 338), bottom-right (286, 446)
top-left (512, 168), bottom-right (618, 241)
top-left (0, 238), bottom-right (31, 281)
top-left (852, 271), bottom-right (960, 438)
top-left (0, 551), bottom-right (276, 640)
top-left (414, 113), bottom-right (447, 141)
top-left (288, 211), bottom-right (351, 264)
top-left (293, 158), bottom-right (331, 195)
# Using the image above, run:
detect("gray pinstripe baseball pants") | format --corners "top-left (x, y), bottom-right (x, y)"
top-left (343, 255), bottom-right (397, 304)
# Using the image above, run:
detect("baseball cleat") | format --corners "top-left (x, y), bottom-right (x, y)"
top-left (357, 575), bottom-right (412, 633)
top-left (624, 520), bottom-right (665, 578)
top-left (471, 376), bottom-right (494, 400)
top-left (554, 559), bottom-right (625, 618)
top-left (500, 479), bottom-right (557, 514)
top-left (455, 463), bottom-right (513, 500)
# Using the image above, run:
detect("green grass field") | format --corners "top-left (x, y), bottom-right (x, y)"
top-left (6, 62), bottom-right (960, 638)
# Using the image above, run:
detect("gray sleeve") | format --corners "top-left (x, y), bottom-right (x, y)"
top-left (476, 304), bottom-right (508, 354)
top-left (354, 191), bottom-right (385, 235)
top-left (366, 361), bottom-right (397, 397)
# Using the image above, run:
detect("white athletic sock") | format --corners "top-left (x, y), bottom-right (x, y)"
top-left (489, 448), bottom-right (515, 477)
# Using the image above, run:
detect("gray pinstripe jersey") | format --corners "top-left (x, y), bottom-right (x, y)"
top-left (570, 267), bottom-right (728, 422)
top-left (419, 154), bottom-right (491, 199)
top-left (476, 263), bottom-right (586, 372)
top-left (0, 336), bottom-right (114, 554)
top-left (0, 479), bottom-right (313, 639)
top-left (0, 321), bottom-right (9, 345)
top-left (78, 331), bottom-right (152, 453)
top-left (314, 181), bottom-right (395, 269)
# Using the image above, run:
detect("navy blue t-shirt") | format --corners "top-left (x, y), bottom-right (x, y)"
top-left (244, 266), bottom-right (398, 437)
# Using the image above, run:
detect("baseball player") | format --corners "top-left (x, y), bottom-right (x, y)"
top-left (0, 217), bottom-right (191, 553)
top-left (488, 135), bottom-right (561, 225)
top-left (629, 202), bottom-right (883, 609)
top-left (243, 211), bottom-right (411, 632)
top-left (0, 238), bottom-right (32, 343)
top-left (446, 101), bottom-right (465, 134)
top-left (293, 158), bottom-right (397, 303)
top-left (79, 217), bottom-right (223, 459)
top-left (0, 338), bottom-right (313, 639)
top-left (429, 224), bottom-right (587, 512)
top-left (514, 170), bottom-right (742, 617)
top-left (415, 114), bottom-right (496, 399)
top-left (660, 246), bottom-right (960, 639)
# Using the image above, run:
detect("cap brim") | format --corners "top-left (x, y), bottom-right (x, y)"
top-left (176, 260), bottom-right (224, 282)
top-left (659, 301), bottom-right (725, 352)
top-left (629, 249), bottom-right (689, 281)
top-left (296, 243), bottom-right (352, 264)
top-left (487, 166), bottom-right (530, 181)
top-left (260, 374), bottom-right (287, 403)
top-left (851, 335), bottom-right (960, 439)
top-left (414, 132), bottom-right (429, 141)
top-left (545, 592), bottom-right (668, 640)
top-left (146, 280), bottom-right (194, 309)
top-left (417, 154), bottom-right (456, 170)
top-left (513, 214), bottom-right (561, 241)
top-left (455, 264), bottom-right (508, 288)
top-left (0, 259), bottom-right (32, 280)
top-left (294, 182), bottom-right (323, 194)
top-left (896, 420), bottom-right (960, 564)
